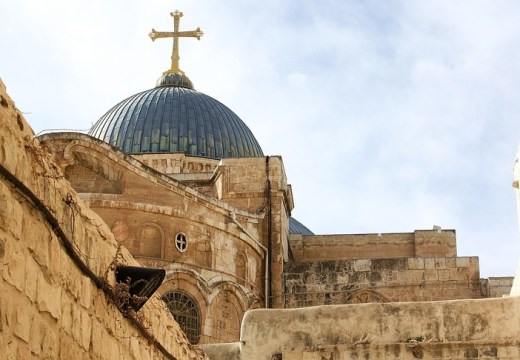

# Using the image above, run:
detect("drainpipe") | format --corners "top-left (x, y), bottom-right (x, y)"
top-left (265, 156), bottom-right (272, 308)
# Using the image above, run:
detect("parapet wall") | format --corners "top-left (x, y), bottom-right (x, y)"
top-left (240, 297), bottom-right (520, 360)
top-left (482, 277), bottom-right (515, 298)
top-left (134, 153), bottom-right (219, 175)
top-left (0, 80), bottom-right (206, 360)
top-left (290, 229), bottom-right (456, 261)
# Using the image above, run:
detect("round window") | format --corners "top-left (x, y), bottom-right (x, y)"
top-left (175, 232), bottom-right (187, 252)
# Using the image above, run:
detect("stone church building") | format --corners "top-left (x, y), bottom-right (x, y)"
top-left (35, 11), bottom-right (511, 346)
top-left (1, 10), bottom-right (519, 360)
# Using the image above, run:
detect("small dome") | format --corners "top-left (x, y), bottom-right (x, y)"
top-left (156, 72), bottom-right (194, 89)
top-left (88, 86), bottom-right (263, 159)
top-left (289, 217), bottom-right (314, 235)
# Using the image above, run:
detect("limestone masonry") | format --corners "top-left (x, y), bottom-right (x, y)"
top-left (0, 80), bottom-right (207, 359)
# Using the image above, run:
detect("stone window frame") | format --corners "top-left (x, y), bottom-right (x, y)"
top-left (175, 232), bottom-right (188, 252)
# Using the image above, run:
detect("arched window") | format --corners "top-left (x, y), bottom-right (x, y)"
top-left (163, 291), bottom-right (200, 344)
top-left (135, 223), bottom-right (164, 258)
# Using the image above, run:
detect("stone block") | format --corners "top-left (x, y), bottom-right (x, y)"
top-left (91, 318), bottom-right (112, 359)
top-left (424, 269), bottom-right (438, 281)
top-left (14, 299), bottom-right (32, 343)
top-left (24, 256), bottom-right (38, 302)
top-left (445, 257), bottom-right (456, 268)
top-left (61, 294), bottom-right (73, 335)
top-left (397, 270), bottom-right (424, 284)
top-left (47, 233), bottom-right (61, 283)
top-left (438, 269), bottom-right (450, 281)
top-left (60, 333), bottom-right (89, 360)
top-left (497, 344), bottom-right (520, 357)
top-left (411, 270), bottom-right (425, 283)
top-left (79, 276), bottom-right (93, 309)
top-left (28, 229), bottom-right (50, 269)
top-left (408, 258), bottom-right (424, 270)
top-left (456, 257), bottom-right (470, 268)
top-left (0, 235), bottom-right (4, 263)
top-left (37, 272), bottom-right (61, 320)
top-left (0, 183), bottom-right (9, 230)
top-left (72, 307), bottom-right (92, 351)
top-left (449, 268), bottom-right (468, 281)
top-left (2, 239), bottom-right (26, 291)
top-left (468, 268), bottom-right (480, 281)
top-left (434, 258), bottom-right (446, 269)
top-left (8, 195), bottom-right (23, 240)
top-left (60, 252), bottom-right (81, 299)
top-left (469, 257), bottom-right (480, 271)
top-left (279, 352), bottom-right (299, 360)
top-left (353, 259), bottom-right (371, 272)
top-left (424, 258), bottom-right (435, 270)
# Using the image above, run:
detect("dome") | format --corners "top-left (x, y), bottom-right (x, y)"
top-left (289, 217), bottom-right (314, 235)
top-left (89, 10), bottom-right (263, 159)
top-left (88, 85), bottom-right (263, 159)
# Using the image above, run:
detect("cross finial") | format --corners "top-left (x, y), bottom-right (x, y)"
top-left (149, 10), bottom-right (204, 75)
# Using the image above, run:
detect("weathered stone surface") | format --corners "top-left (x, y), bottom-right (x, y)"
top-left (3, 238), bottom-right (26, 291)
top-left (0, 80), bottom-right (208, 359)
top-left (238, 298), bottom-right (520, 360)
top-left (13, 296), bottom-right (33, 343)
top-left (284, 256), bottom-right (483, 306)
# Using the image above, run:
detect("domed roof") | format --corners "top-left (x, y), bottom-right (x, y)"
top-left (289, 217), bottom-right (314, 235)
top-left (88, 84), bottom-right (264, 159)
top-left (89, 10), bottom-right (263, 159)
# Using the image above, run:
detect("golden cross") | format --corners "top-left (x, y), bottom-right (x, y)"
top-left (149, 10), bottom-right (203, 75)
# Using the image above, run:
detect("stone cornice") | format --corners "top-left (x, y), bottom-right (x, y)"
top-left (38, 132), bottom-right (264, 222)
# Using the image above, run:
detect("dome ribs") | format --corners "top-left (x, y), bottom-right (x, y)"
top-left (89, 86), bottom-right (263, 159)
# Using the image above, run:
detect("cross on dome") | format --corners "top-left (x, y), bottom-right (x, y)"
top-left (149, 10), bottom-right (204, 75)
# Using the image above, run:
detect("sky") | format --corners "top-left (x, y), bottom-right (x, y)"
top-left (1, 0), bottom-right (520, 277)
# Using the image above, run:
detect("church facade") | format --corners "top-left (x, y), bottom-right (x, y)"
top-left (37, 11), bottom-right (512, 345)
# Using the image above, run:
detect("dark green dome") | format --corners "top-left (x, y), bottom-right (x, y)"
top-left (88, 84), bottom-right (263, 159)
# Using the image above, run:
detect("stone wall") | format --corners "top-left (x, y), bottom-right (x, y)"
top-left (239, 298), bottom-right (520, 360)
top-left (481, 277), bottom-right (515, 298)
top-left (0, 80), bottom-right (207, 359)
top-left (284, 256), bottom-right (482, 306)
top-left (290, 230), bottom-right (456, 262)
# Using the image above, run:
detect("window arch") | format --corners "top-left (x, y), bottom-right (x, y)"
top-left (135, 222), bottom-right (164, 258)
top-left (163, 291), bottom-right (201, 344)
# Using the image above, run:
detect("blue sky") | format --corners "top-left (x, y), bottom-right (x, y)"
top-left (1, 1), bottom-right (520, 277)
